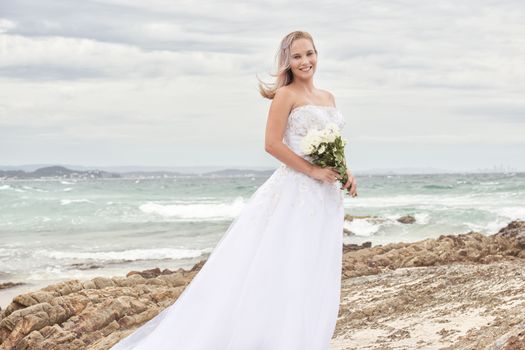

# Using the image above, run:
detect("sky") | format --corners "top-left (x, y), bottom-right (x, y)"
top-left (0, 0), bottom-right (524, 173)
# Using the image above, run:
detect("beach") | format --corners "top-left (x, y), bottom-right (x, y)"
top-left (1, 172), bottom-right (524, 348)
top-left (331, 259), bottom-right (525, 349)
top-left (1, 220), bottom-right (524, 349)
top-left (2, 0), bottom-right (524, 347)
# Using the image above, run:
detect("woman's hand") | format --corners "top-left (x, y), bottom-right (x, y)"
top-left (309, 165), bottom-right (342, 184)
top-left (342, 169), bottom-right (358, 197)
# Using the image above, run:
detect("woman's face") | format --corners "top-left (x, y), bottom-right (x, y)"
top-left (289, 38), bottom-right (317, 80)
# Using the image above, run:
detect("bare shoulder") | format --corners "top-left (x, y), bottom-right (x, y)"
top-left (275, 85), bottom-right (296, 101)
top-left (318, 89), bottom-right (337, 107)
top-left (271, 86), bottom-right (296, 115)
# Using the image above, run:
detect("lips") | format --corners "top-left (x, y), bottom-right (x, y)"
top-left (299, 66), bottom-right (312, 72)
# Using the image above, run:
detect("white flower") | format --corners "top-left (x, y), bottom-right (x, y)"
top-left (300, 131), bottom-right (319, 154)
top-left (301, 126), bottom-right (342, 155)
top-left (319, 129), bottom-right (330, 142)
top-left (311, 130), bottom-right (324, 146)
top-left (318, 144), bottom-right (326, 154)
top-left (301, 129), bottom-right (323, 154)
top-left (326, 130), bottom-right (337, 143)
top-left (322, 123), bottom-right (340, 142)
top-left (326, 122), bottom-right (340, 133)
top-left (311, 136), bottom-right (322, 148)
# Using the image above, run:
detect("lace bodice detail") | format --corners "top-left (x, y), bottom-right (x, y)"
top-left (271, 104), bottom-right (347, 208)
top-left (286, 105), bottom-right (346, 136)
top-left (283, 105), bottom-right (346, 158)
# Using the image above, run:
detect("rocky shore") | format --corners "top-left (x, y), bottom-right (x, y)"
top-left (1, 221), bottom-right (524, 350)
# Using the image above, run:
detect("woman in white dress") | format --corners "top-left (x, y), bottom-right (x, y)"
top-left (109, 30), bottom-right (358, 350)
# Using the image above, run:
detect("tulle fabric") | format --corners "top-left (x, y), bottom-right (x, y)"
top-left (109, 106), bottom-right (346, 350)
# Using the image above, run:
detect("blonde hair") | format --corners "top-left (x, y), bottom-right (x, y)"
top-left (257, 30), bottom-right (318, 99)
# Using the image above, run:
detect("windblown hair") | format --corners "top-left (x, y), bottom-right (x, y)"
top-left (257, 31), bottom-right (318, 99)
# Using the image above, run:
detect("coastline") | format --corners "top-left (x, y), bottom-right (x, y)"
top-left (0, 221), bottom-right (524, 349)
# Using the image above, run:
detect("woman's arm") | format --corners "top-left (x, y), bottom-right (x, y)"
top-left (264, 88), bottom-right (314, 175)
top-left (264, 88), bottom-right (341, 183)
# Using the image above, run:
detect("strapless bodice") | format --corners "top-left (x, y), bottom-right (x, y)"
top-left (283, 104), bottom-right (346, 160)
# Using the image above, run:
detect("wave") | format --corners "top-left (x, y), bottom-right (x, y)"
top-left (0, 184), bottom-right (25, 192)
top-left (60, 199), bottom-right (93, 205)
top-left (343, 193), bottom-right (521, 209)
top-left (37, 247), bottom-right (212, 262)
top-left (465, 219), bottom-right (510, 234)
top-left (139, 197), bottom-right (245, 220)
top-left (344, 218), bottom-right (381, 237)
top-left (22, 185), bottom-right (48, 192)
top-left (345, 211), bottom-right (432, 237)
top-left (423, 184), bottom-right (454, 190)
top-left (414, 212), bottom-right (430, 224)
top-left (495, 206), bottom-right (525, 220)
top-left (345, 194), bottom-right (479, 208)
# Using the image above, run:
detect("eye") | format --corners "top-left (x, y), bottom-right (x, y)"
top-left (307, 52), bottom-right (313, 56)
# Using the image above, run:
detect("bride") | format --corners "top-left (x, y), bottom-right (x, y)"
top-left (109, 30), bottom-right (358, 350)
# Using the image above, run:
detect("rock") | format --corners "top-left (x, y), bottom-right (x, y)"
top-left (397, 215), bottom-right (416, 224)
top-left (496, 220), bottom-right (525, 248)
top-left (70, 263), bottom-right (104, 270)
top-left (0, 262), bottom-right (201, 349)
top-left (0, 282), bottom-right (25, 290)
top-left (343, 227), bottom-right (353, 235)
top-left (344, 214), bottom-right (378, 222)
top-left (342, 221), bottom-right (525, 278)
top-left (333, 259), bottom-right (525, 349)
top-left (343, 241), bottom-right (372, 254)
top-left (127, 267), bottom-right (162, 279)
top-left (500, 328), bottom-right (525, 349)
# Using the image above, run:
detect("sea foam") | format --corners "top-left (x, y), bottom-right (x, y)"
top-left (139, 197), bottom-right (245, 220)
top-left (38, 247), bottom-right (212, 262)
top-left (60, 199), bottom-right (93, 205)
top-left (344, 219), bottom-right (381, 237)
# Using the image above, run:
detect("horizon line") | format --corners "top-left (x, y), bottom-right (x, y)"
top-left (1, 163), bottom-right (523, 175)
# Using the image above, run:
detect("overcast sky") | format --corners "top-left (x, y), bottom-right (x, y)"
top-left (0, 0), bottom-right (524, 172)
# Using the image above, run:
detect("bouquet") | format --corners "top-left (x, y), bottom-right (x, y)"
top-left (300, 122), bottom-right (349, 189)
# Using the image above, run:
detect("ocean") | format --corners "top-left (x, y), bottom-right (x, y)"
top-left (1, 171), bottom-right (524, 305)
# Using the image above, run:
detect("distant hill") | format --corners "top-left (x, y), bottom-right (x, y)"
top-left (115, 168), bottom-right (274, 178)
top-left (2, 164), bottom-right (520, 177)
top-left (0, 166), bottom-right (120, 179)
top-left (0, 165), bottom-right (276, 179)
top-left (0, 164), bottom-right (278, 176)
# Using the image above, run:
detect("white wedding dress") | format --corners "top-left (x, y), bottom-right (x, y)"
top-left (109, 105), bottom-right (346, 350)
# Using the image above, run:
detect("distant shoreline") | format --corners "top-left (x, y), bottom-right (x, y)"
top-left (1, 164), bottom-right (523, 179)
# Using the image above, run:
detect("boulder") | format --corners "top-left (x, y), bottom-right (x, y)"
top-left (397, 215), bottom-right (416, 224)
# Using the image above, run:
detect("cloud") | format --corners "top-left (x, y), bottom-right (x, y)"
top-left (456, 103), bottom-right (525, 124)
top-left (0, 19), bottom-right (16, 33)
top-left (0, 0), bottom-right (524, 170)
top-left (0, 34), bottom-right (253, 80)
